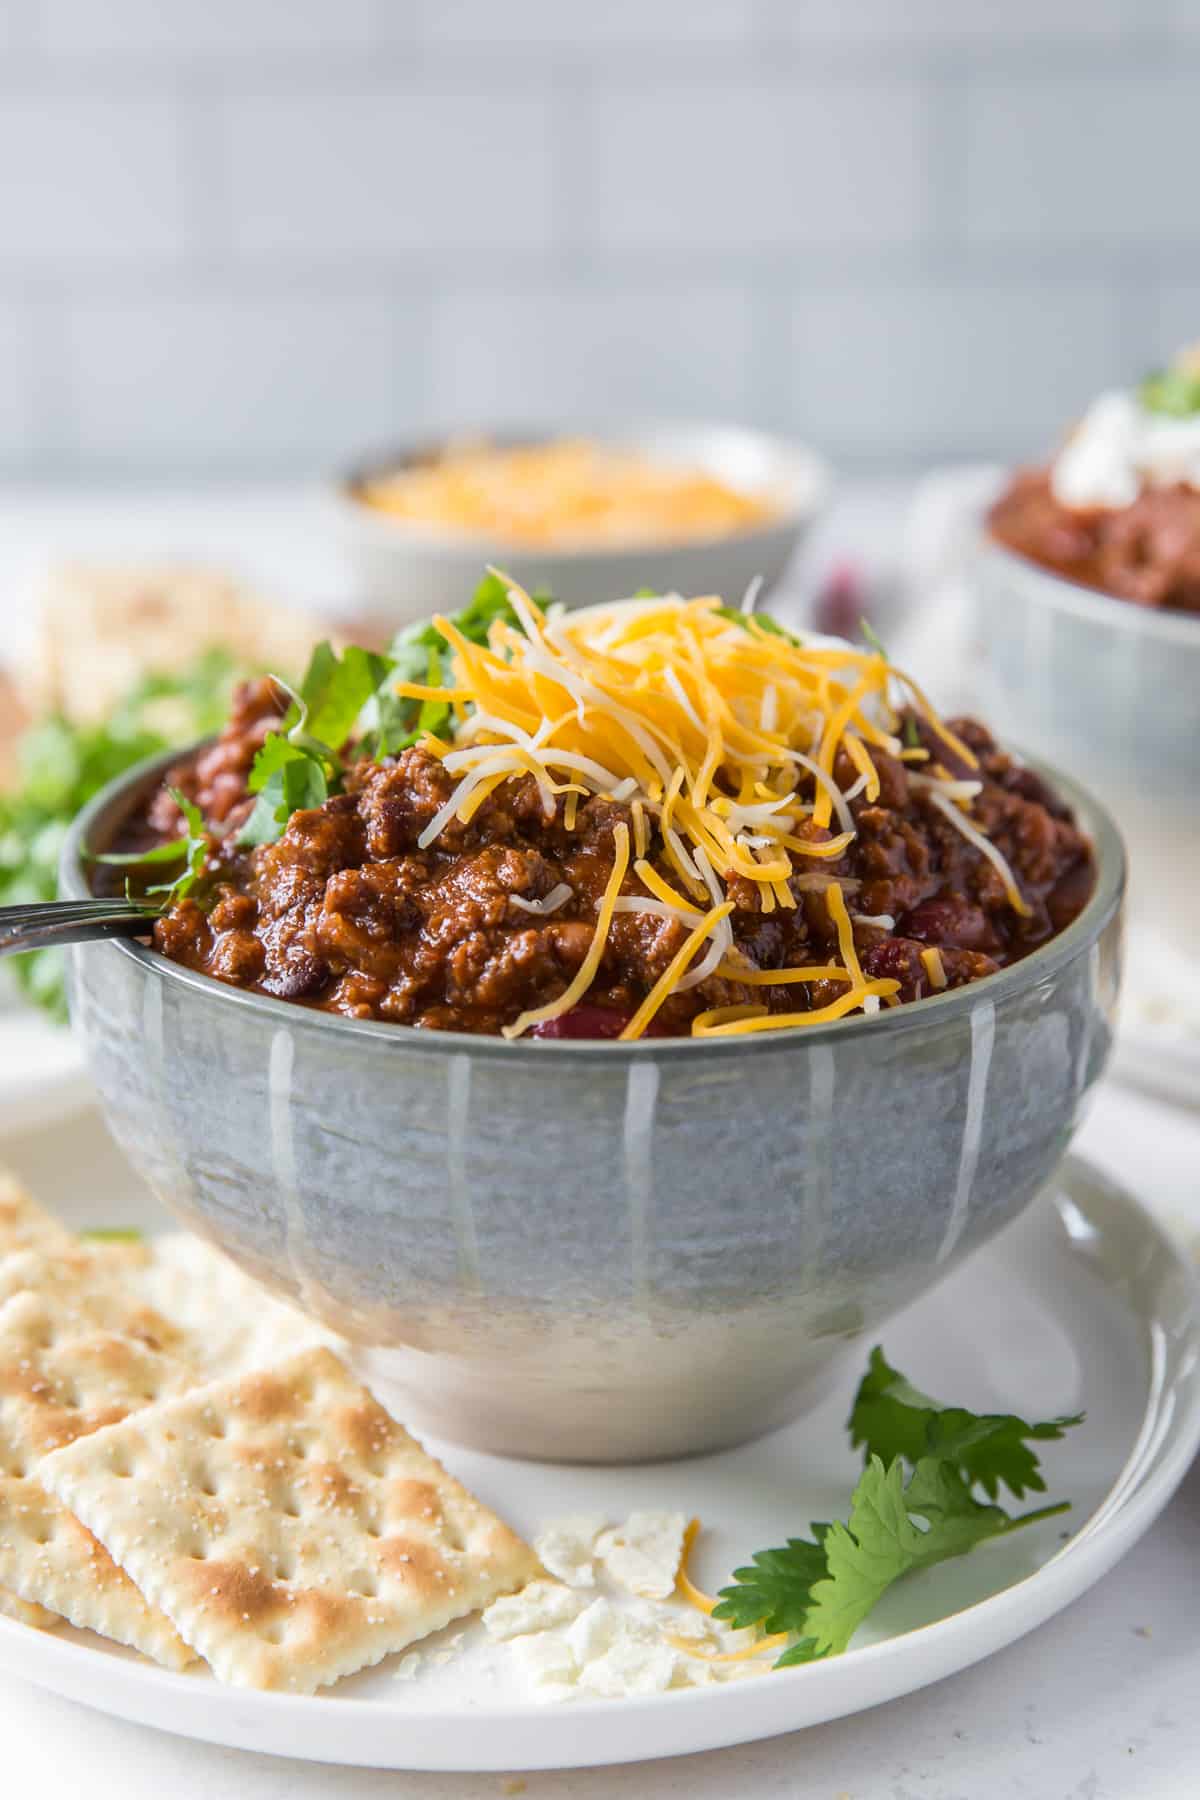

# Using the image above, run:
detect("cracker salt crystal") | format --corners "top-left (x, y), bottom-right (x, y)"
top-left (532, 1514), bottom-right (606, 1588)
top-left (40, 1347), bottom-right (539, 1692)
top-left (595, 1511), bottom-right (687, 1599)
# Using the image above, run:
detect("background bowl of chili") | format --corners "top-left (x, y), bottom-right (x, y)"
top-left (971, 529), bottom-right (1200, 971)
top-left (59, 749), bottom-right (1123, 1463)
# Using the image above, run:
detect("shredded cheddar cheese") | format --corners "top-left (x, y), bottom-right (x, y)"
top-left (921, 946), bottom-right (948, 990)
top-left (404, 584), bottom-right (1030, 1039)
top-left (619, 904), bottom-right (735, 1041)
top-left (357, 438), bottom-right (778, 550)
top-left (502, 823), bottom-right (631, 1040)
top-left (676, 1519), bottom-right (718, 1615)
top-left (671, 1518), bottom-right (788, 1662)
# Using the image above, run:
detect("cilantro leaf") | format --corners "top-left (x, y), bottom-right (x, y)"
top-left (710, 1345), bottom-right (1081, 1669)
top-left (714, 1453), bottom-right (1068, 1669)
top-left (860, 618), bottom-right (888, 658)
top-left (236, 740), bottom-right (329, 848)
top-left (233, 643), bottom-right (372, 849)
top-left (1139, 366), bottom-right (1200, 418)
top-left (294, 642), bottom-right (390, 751)
top-left (849, 1346), bottom-right (1083, 1501)
top-left (360, 571), bottom-right (536, 759)
top-left (712, 1534), bottom-right (829, 1640)
top-left (452, 569), bottom-right (531, 643)
top-left (714, 604), bottom-right (800, 645)
top-left (143, 789), bottom-right (209, 902)
top-left (90, 837), bottom-right (191, 869)
top-left (801, 1455), bottom-right (1063, 1659)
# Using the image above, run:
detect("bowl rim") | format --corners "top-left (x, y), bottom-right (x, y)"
top-left (331, 419), bottom-right (834, 561)
top-left (60, 744), bottom-right (1125, 1063)
top-left (977, 525), bottom-right (1200, 650)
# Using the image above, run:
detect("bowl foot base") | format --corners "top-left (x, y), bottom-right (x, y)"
top-left (351, 1341), bottom-right (855, 1464)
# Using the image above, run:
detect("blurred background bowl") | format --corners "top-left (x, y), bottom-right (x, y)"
top-left (971, 535), bottom-right (1200, 969)
top-left (61, 749), bottom-right (1121, 1464)
top-left (332, 421), bottom-right (832, 629)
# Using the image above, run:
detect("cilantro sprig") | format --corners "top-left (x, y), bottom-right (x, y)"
top-left (0, 650), bottom-right (242, 1021)
top-left (240, 574), bottom-right (536, 848)
top-left (714, 603), bottom-right (799, 644)
top-left (92, 787), bottom-right (209, 907)
top-left (1139, 364), bottom-right (1200, 419)
top-left (711, 1346), bottom-right (1081, 1667)
top-left (359, 571), bottom-right (529, 758)
top-left (849, 1346), bottom-right (1082, 1502)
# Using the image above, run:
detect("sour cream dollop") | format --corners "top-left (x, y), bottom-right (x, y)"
top-left (1051, 388), bottom-right (1200, 510)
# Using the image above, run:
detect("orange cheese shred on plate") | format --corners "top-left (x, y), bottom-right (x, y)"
top-left (669, 1518), bottom-right (789, 1663)
top-left (411, 581), bottom-right (1029, 1039)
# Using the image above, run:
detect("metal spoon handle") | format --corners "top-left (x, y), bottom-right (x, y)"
top-left (0, 900), bottom-right (156, 957)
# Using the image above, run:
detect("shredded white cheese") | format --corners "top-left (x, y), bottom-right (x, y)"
top-left (508, 883), bottom-right (573, 916)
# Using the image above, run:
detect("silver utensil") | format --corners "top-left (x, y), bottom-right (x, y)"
top-left (0, 898), bottom-right (156, 957)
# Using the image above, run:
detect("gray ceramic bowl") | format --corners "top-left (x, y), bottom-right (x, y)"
top-left (331, 421), bottom-right (832, 630)
top-left (61, 754), bottom-right (1123, 1463)
top-left (972, 535), bottom-right (1200, 967)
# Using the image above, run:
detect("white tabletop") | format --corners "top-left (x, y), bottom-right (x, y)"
top-left (2, 483), bottom-right (1197, 1798)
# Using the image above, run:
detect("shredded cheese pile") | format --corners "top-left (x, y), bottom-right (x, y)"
top-left (392, 585), bottom-right (1031, 1040)
top-left (357, 439), bottom-right (778, 550)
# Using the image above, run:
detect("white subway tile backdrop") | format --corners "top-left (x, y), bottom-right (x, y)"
top-left (0, 0), bottom-right (1194, 476)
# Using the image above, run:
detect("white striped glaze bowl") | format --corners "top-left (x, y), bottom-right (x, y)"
top-left (60, 753), bottom-right (1124, 1463)
top-left (972, 536), bottom-right (1200, 969)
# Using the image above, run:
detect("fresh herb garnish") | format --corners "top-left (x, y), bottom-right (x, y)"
top-left (80, 1226), bottom-right (145, 1243)
top-left (360, 572), bottom-right (533, 758)
top-left (1139, 365), bottom-right (1200, 418)
top-left (715, 604), bottom-right (800, 645)
top-left (144, 790), bottom-right (209, 902)
top-left (0, 651), bottom-right (244, 1021)
top-left (236, 670), bottom-right (339, 850)
top-left (289, 642), bottom-right (391, 753)
top-left (91, 837), bottom-right (191, 871)
top-left (849, 1345), bottom-right (1082, 1501)
top-left (860, 619), bottom-right (888, 658)
top-left (238, 577), bottom-right (540, 848)
top-left (711, 1347), bottom-right (1080, 1666)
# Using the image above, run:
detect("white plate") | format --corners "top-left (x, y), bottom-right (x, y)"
top-left (0, 1003), bottom-right (90, 1138)
top-left (1111, 929), bottom-right (1200, 1111)
top-left (0, 1154), bottom-right (1197, 1772)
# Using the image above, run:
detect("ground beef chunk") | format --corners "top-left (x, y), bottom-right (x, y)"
top-left (133, 709), bottom-right (1095, 1036)
top-left (989, 468), bottom-right (1200, 613)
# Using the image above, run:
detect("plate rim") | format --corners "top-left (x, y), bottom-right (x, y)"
top-left (1, 1154), bottom-right (1198, 1771)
